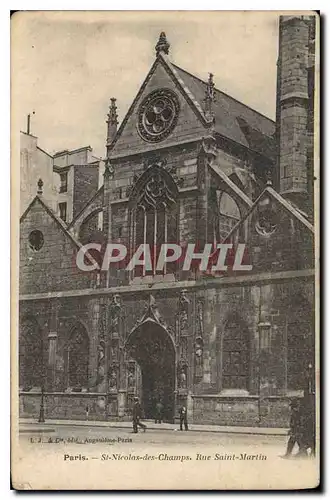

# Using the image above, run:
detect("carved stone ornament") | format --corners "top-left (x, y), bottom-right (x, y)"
top-left (195, 336), bottom-right (204, 375)
top-left (104, 158), bottom-right (115, 179)
top-left (178, 289), bottom-right (190, 333)
top-left (255, 204), bottom-right (277, 237)
top-left (203, 73), bottom-right (216, 122)
top-left (137, 88), bottom-right (180, 143)
top-left (108, 365), bottom-right (118, 392)
top-left (127, 365), bottom-right (135, 389)
top-left (200, 136), bottom-right (217, 162)
top-left (109, 295), bottom-right (122, 336)
top-left (155, 31), bottom-right (170, 56)
top-left (196, 298), bottom-right (204, 339)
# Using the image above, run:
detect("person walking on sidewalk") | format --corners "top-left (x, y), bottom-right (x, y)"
top-left (179, 405), bottom-right (188, 431)
top-left (132, 397), bottom-right (147, 433)
top-left (155, 399), bottom-right (164, 424)
top-left (282, 399), bottom-right (302, 458)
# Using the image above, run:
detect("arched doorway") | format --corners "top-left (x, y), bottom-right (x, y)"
top-left (126, 321), bottom-right (176, 422)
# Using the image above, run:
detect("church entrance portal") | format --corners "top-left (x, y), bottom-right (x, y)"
top-left (126, 322), bottom-right (175, 422)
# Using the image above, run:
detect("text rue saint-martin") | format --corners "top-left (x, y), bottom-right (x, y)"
top-left (62, 452), bottom-right (267, 462)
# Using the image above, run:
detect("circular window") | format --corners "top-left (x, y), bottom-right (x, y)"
top-left (29, 230), bottom-right (44, 251)
top-left (137, 89), bottom-right (180, 143)
top-left (255, 208), bottom-right (277, 237)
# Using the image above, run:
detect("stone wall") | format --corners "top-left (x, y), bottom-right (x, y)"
top-left (19, 272), bottom-right (314, 427)
top-left (192, 395), bottom-right (291, 427)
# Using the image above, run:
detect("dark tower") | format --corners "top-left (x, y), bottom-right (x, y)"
top-left (277, 15), bottom-right (316, 213)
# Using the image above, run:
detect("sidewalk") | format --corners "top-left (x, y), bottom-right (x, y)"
top-left (19, 418), bottom-right (288, 436)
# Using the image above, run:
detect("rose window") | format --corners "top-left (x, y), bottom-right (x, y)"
top-left (137, 89), bottom-right (180, 142)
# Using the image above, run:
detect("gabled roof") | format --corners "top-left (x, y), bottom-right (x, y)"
top-left (172, 64), bottom-right (276, 158)
top-left (108, 51), bottom-right (277, 158)
top-left (221, 185), bottom-right (314, 244)
top-left (20, 195), bottom-right (99, 268)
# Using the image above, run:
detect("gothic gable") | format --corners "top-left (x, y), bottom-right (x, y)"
top-left (220, 187), bottom-right (314, 274)
top-left (20, 196), bottom-right (96, 294)
top-left (109, 55), bottom-right (210, 158)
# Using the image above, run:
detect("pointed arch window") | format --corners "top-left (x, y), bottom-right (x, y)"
top-left (209, 189), bottom-right (241, 245)
top-left (130, 167), bottom-right (178, 278)
top-left (19, 317), bottom-right (43, 390)
top-left (222, 314), bottom-right (250, 391)
top-left (67, 324), bottom-right (89, 391)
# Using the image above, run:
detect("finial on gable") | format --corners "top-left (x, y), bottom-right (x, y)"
top-left (108, 98), bottom-right (118, 126)
top-left (266, 169), bottom-right (273, 187)
top-left (106, 97), bottom-right (118, 154)
top-left (203, 72), bottom-right (216, 122)
top-left (37, 178), bottom-right (43, 195)
top-left (155, 32), bottom-right (170, 56)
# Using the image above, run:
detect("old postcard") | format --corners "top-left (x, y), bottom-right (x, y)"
top-left (11, 10), bottom-right (320, 490)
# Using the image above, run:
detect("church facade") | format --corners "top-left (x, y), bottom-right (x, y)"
top-left (19, 16), bottom-right (316, 427)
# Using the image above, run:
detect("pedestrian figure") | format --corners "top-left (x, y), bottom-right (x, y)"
top-left (282, 399), bottom-right (302, 458)
top-left (179, 405), bottom-right (188, 431)
top-left (132, 396), bottom-right (147, 433)
top-left (155, 400), bottom-right (164, 424)
top-left (298, 393), bottom-right (315, 457)
top-left (85, 405), bottom-right (89, 421)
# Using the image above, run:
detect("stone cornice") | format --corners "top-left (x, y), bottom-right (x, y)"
top-left (19, 269), bottom-right (314, 302)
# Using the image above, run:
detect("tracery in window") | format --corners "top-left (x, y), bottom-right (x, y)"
top-left (222, 314), bottom-right (250, 391)
top-left (209, 189), bottom-right (241, 244)
top-left (130, 167), bottom-right (178, 278)
top-left (67, 324), bottom-right (89, 391)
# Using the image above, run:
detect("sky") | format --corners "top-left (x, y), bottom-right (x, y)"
top-left (12, 11), bottom-right (280, 159)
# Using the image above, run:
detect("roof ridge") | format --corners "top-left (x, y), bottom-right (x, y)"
top-left (172, 63), bottom-right (275, 125)
top-left (161, 55), bottom-right (209, 124)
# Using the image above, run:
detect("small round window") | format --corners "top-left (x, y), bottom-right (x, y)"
top-left (29, 230), bottom-right (44, 251)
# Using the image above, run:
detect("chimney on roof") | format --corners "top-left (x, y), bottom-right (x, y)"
top-left (155, 32), bottom-right (170, 57)
top-left (27, 111), bottom-right (35, 135)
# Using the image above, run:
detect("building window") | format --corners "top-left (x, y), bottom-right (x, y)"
top-left (209, 190), bottom-right (241, 244)
top-left (19, 317), bottom-right (43, 391)
top-left (67, 324), bottom-right (89, 391)
top-left (28, 230), bottom-right (44, 251)
top-left (59, 172), bottom-right (68, 193)
top-left (59, 202), bottom-right (67, 222)
top-left (222, 315), bottom-right (249, 391)
top-left (129, 167), bottom-right (178, 278)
